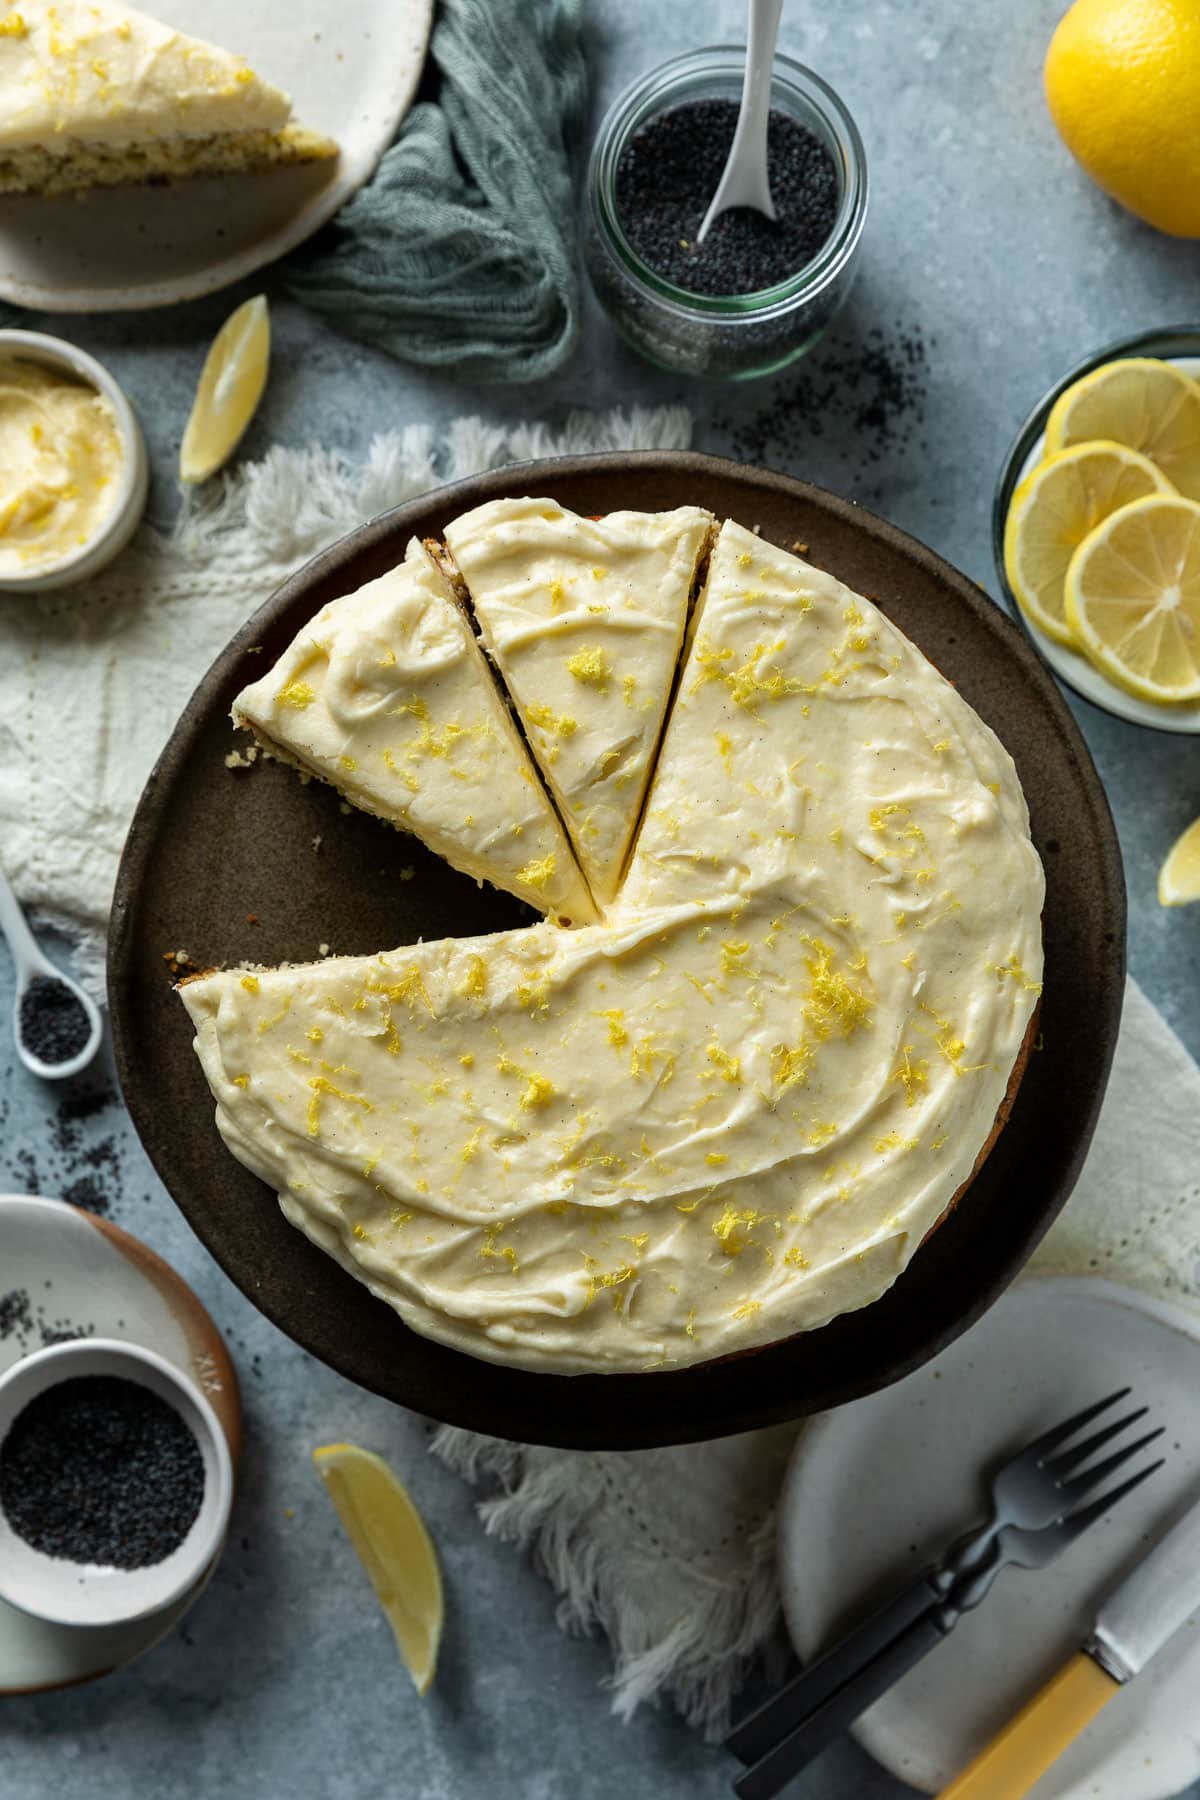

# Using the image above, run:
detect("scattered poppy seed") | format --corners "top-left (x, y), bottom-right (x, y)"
top-left (0, 1375), bottom-right (204, 1569)
top-left (0, 1289), bottom-right (34, 1344)
top-left (18, 977), bottom-right (90, 1066)
top-left (615, 100), bottom-right (838, 297)
top-left (715, 321), bottom-right (931, 478)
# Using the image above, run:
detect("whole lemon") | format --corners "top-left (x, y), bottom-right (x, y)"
top-left (1045, 0), bottom-right (1200, 236)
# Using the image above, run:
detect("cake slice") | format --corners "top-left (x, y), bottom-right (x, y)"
top-left (622, 516), bottom-right (1044, 916)
top-left (0, 0), bottom-right (337, 197)
top-left (442, 498), bottom-right (713, 908)
top-left (232, 537), bottom-right (597, 925)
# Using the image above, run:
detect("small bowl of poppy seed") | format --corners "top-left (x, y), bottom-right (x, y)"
top-left (0, 1336), bottom-right (233, 1627)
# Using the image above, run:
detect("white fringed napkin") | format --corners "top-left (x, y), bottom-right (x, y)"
top-left (3, 410), bottom-right (1195, 1742)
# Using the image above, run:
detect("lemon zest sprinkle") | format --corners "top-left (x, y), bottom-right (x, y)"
top-left (458, 955), bottom-right (487, 998)
top-left (516, 852), bottom-right (557, 891)
top-left (601, 1008), bottom-right (628, 1048)
top-left (275, 679), bottom-right (314, 708)
top-left (706, 1040), bottom-right (742, 1084)
top-left (566, 645), bottom-right (613, 690)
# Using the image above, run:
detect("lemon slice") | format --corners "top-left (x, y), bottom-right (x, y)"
top-left (1159, 817), bottom-right (1200, 906)
top-left (1044, 358), bottom-right (1200, 501)
top-left (1004, 440), bottom-right (1175, 644)
top-left (1064, 494), bottom-right (1200, 703)
top-left (312, 1442), bottom-right (443, 1694)
top-left (180, 294), bottom-right (271, 484)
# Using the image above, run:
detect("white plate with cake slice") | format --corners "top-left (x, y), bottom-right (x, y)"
top-left (0, 0), bottom-right (433, 311)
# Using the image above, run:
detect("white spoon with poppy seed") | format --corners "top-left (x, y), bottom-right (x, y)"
top-left (0, 862), bottom-right (101, 1080)
top-left (697, 0), bottom-right (785, 243)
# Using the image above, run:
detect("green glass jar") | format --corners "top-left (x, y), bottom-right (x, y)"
top-left (584, 46), bottom-right (868, 381)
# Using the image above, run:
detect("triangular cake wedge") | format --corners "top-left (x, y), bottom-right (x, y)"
top-left (232, 537), bottom-right (596, 924)
top-left (623, 517), bottom-right (1044, 917)
top-left (442, 498), bottom-right (713, 907)
top-left (0, 0), bottom-right (336, 197)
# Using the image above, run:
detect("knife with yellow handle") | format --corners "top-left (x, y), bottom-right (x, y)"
top-left (939, 1490), bottom-right (1200, 1798)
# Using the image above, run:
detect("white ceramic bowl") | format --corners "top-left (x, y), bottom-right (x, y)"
top-left (0, 1337), bottom-right (233, 1627)
top-left (0, 328), bottom-right (148, 594)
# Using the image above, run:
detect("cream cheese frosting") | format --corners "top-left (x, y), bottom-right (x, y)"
top-left (232, 536), bottom-right (596, 925)
top-left (443, 499), bottom-right (712, 906)
top-left (0, 0), bottom-right (336, 193)
top-left (182, 514), bottom-right (1044, 1376)
top-left (0, 356), bottom-right (122, 573)
top-left (0, 1), bottom-right (292, 147)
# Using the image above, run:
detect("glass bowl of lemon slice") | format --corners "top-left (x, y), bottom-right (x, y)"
top-left (993, 324), bottom-right (1200, 735)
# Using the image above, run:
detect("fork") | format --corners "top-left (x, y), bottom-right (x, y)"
top-left (728, 1391), bottom-right (1164, 1799)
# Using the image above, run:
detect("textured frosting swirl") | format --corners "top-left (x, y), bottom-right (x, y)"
top-left (0, 357), bottom-right (122, 573)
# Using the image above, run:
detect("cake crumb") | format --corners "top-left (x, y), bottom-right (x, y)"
top-left (400, 866), bottom-right (415, 881)
top-left (318, 943), bottom-right (331, 957)
top-left (311, 835), bottom-right (322, 853)
top-left (339, 801), bottom-right (352, 815)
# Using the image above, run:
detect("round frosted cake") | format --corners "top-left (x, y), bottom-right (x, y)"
top-left (181, 501), bottom-right (1044, 1375)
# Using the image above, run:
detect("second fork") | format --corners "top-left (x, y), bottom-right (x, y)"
top-left (729, 1390), bottom-right (1165, 1800)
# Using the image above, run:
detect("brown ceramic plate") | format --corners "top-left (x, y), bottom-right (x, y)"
top-left (108, 453), bottom-right (1125, 1449)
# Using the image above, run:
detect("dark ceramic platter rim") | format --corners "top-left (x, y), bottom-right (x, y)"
top-left (109, 452), bottom-right (1125, 1450)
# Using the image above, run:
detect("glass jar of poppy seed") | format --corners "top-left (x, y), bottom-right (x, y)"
top-left (584, 47), bottom-right (867, 380)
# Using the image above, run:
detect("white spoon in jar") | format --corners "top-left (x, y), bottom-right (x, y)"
top-left (697, 0), bottom-right (785, 243)
top-left (0, 862), bottom-right (101, 1080)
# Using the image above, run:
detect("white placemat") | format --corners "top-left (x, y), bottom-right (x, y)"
top-left (2, 409), bottom-right (1194, 1744)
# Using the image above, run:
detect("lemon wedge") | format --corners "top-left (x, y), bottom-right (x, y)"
top-left (312, 1442), bottom-right (443, 1694)
top-left (180, 294), bottom-right (271, 484)
top-left (1044, 359), bottom-right (1200, 501)
top-left (1158, 817), bottom-right (1200, 907)
top-left (1159, 817), bottom-right (1200, 906)
top-left (1004, 440), bottom-right (1175, 643)
top-left (1064, 494), bottom-right (1200, 703)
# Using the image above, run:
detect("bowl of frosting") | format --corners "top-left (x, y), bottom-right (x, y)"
top-left (0, 329), bottom-right (148, 593)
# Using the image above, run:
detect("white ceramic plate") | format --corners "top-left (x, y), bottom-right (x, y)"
top-left (1009, 357), bottom-right (1200, 736)
top-left (778, 1275), bottom-right (1200, 1800)
top-left (0, 1194), bottom-right (241, 1693)
top-left (0, 0), bottom-right (433, 311)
